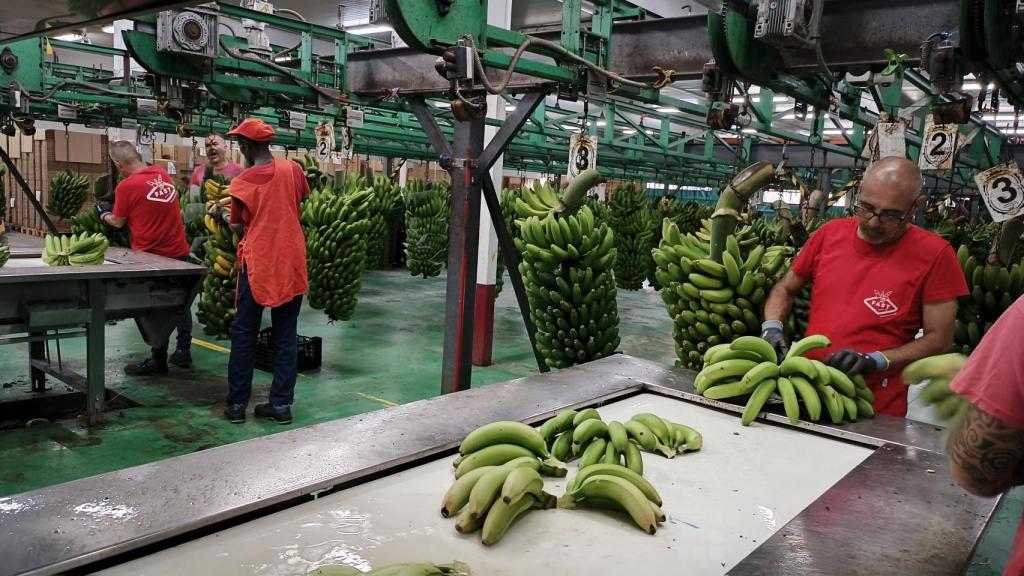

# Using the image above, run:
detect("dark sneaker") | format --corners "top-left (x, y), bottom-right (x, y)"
top-left (169, 349), bottom-right (192, 368)
top-left (224, 404), bottom-right (246, 423)
top-left (254, 403), bottom-right (293, 424)
top-left (124, 357), bottom-right (168, 376)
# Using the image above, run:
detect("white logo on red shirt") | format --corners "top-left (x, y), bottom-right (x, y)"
top-left (864, 290), bottom-right (899, 317)
top-left (146, 178), bottom-right (177, 203)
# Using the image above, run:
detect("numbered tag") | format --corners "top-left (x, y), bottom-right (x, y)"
top-left (877, 121), bottom-right (906, 159)
top-left (919, 120), bottom-right (958, 171)
top-left (975, 162), bottom-right (1024, 222)
top-left (346, 107), bottom-right (364, 129)
top-left (57, 104), bottom-right (77, 120)
top-left (313, 121), bottom-right (334, 163)
top-left (567, 134), bottom-right (597, 179)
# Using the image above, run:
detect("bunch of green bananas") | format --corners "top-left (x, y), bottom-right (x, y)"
top-left (903, 353), bottom-right (970, 422)
top-left (46, 172), bottom-right (90, 219)
top-left (302, 182), bottom-right (374, 322)
top-left (443, 420), bottom-right (563, 545)
top-left (195, 218), bottom-right (238, 340)
top-left (514, 189), bottom-right (620, 369)
top-left (294, 154), bottom-right (329, 192)
top-left (309, 562), bottom-right (470, 576)
top-left (202, 175), bottom-right (230, 202)
top-left (954, 244), bottom-right (1023, 355)
top-left (404, 179), bottom-right (450, 278)
top-left (42, 232), bottom-right (109, 266)
top-left (695, 335), bottom-right (876, 425)
top-left (653, 220), bottom-right (790, 370)
top-left (71, 208), bottom-right (131, 248)
top-left (494, 187), bottom-right (521, 297)
top-left (365, 174), bottom-right (402, 268)
top-left (607, 185), bottom-right (656, 290)
top-left (647, 197), bottom-right (686, 289)
top-left (582, 193), bottom-right (611, 223)
top-left (791, 284), bottom-right (812, 340)
top-left (0, 244), bottom-right (10, 268)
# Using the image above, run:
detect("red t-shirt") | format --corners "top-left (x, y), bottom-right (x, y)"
top-left (112, 166), bottom-right (189, 259)
top-left (791, 218), bottom-right (968, 416)
top-left (951, 298), bottom-right (1024, 576)
top-left (188, 162), bottom-right (244, 186)
top-left (229, 161), bottom-right (309, 226)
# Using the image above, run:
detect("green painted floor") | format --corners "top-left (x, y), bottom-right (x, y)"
top-left (0, 269), bottom-right (1014, 573)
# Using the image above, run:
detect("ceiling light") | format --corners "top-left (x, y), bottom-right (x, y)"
top-left (431, 101), bottom-right (451, 108)
top-left (961, 82), bottom-right (981, 91)
top-left (742, 128), bottom-right (757, 134)
top-left (505, 104), bottom-right (515, 112)
top-left (53, 32), bottom-right (82, 42)
top-left (348, 25), bottom-right (393, 35)
top-left (622, 128), bottom-right (637, 135)
top-left (596, 120), bottom-right (606, 126)
top-left (645, 129), bottom-right (654, 135)
top-left (655, 106), bottom-right (680, 113)
top-left (101, 24), bottom-right (115, 34)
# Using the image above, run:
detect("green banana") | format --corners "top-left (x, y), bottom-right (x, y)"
top-left (460, 421), bottom-right (551, 459)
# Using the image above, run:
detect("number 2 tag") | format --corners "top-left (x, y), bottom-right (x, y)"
top-left (918, 119), bottom-right (958, 171)
top-left (975, 162), bottom-right (1024, 222)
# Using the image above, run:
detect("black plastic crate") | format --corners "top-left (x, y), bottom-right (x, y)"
top-left (254, 328), bottom-right (322, 372)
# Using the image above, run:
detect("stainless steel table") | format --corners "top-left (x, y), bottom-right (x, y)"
top-left (0, 233), bottom-right (205, 424)
top-left (0, 355), bottom-right (999, 575)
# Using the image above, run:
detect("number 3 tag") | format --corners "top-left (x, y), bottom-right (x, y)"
top-left (975, 162), bottom-right (1024, 222)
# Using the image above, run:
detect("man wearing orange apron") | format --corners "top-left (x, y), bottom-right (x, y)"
top-left (221, 118), bottom-right (310, 424)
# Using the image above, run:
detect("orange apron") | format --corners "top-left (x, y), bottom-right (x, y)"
top-left (229, 159), bottom-right (308, 307)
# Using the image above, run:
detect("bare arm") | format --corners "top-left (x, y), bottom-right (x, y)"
top-left (881, 298), bottom-right (957, 370)
top-left (763, 269), bottom-right (809, 324)
top-left (102, 213), bottom-right (127, 229)
top-left (948, 404), bottom-right (1024, 497)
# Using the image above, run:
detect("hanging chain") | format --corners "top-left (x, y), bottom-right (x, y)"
top-left (63, 122), bottom-right (72, 174)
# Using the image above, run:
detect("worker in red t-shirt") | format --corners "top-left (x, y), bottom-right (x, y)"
top-left (216, 118), bottom-right (309, 425)
top-left (188, 134), bottom-right (243, 186)
top-left (761, 157), bottom-right (968, 416)
top-left (948, 297), bottom-right (1024, 576)
top-left (97, 141), bottom-right (193, 375)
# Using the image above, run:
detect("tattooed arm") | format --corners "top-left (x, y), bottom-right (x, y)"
top-left (947, 404), bottom-right (1024, 497)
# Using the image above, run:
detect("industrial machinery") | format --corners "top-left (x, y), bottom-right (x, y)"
top-left (0, 355), bottom-right (997, 575)
top-left (0, 234), bottom-right (204, 425)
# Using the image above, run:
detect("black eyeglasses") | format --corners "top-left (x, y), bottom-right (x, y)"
top-left (852, 203), bottom-right (914, 226)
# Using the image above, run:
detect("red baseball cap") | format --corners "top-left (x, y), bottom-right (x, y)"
top-left (227, 118), bottom-right (275, 142)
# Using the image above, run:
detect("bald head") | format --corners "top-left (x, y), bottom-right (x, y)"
top-left (109, 140), bottom-right (144, 177)
top-left (109, 140), bottom-right (142, 164)
top-left (855, 156), bottom-right (926, 244)
top-left (862, 156), bottom-right (923, 206)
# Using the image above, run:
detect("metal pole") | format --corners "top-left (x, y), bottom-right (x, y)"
top-left (0, 145), bottom-right (58, 235)
top-left (440, 117), bottom-right (485, 394)
top-left (86, 279), bottom-right (105, 425)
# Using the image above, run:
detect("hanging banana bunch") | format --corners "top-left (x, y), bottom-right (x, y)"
top-left (607, 185), bottom-right (657, 291)
top-left (295, 154), bottom-right (329, 192)
top-left (404, 179), bottom-right (450, 278)
top-left (514, 171), bottom-right (620, 369)
top-left (47, 172), bottom-right (90, 219)
top-left (494, 187), bottom-right (521, 297)
top-left (366, 174), bottom-right (402, 268)
top-left (71, 208), bottom-right (132, 247)
top-left (302, 178), bottom-right (375, 322)
top-left (196, 198), bottom-right (238, 340)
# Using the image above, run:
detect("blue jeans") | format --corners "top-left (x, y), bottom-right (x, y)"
top-left (152, 257), bottom-right (193, 358)
top-left (226, 269), bottom-right (303, 408)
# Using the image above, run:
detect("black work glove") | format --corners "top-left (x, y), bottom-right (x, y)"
top-left (824, 348), bottom-right (888, 376)
top-left (95, 199), bottom-right (113, 215)
top-left (760, 324), bottom-right (790, 359)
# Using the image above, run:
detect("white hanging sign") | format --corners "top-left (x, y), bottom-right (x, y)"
top-left (919, 120), bottom-right (959, 171)
top-left (288, 111), bottom-right (307, 130)
top-left (567, 133), bottom-right (597, 179)
top-left (346, 107), bottom-right (364, 129)
top-left (975, 162), bottom-right (1024, 222)
top-left (57, 104), bottom-right (77, 120)
top-left (313, 121), bottom-right (334, 163)
top-left (877, 121), bottom-right (906, 159)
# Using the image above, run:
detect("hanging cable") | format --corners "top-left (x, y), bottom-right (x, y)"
top-left (219, 38), bottom-right (341, 102)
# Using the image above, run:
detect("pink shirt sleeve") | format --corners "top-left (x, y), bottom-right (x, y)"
top-left (950, 300), bottom-right (1024, 430)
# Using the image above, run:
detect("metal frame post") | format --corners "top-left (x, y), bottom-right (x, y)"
top-left (86, 279), bottom-right (105, 424)
top-left (0, 145), bottom-right (58, 235)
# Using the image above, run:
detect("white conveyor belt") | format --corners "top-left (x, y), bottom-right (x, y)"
top-left (101, 393), bottom-right (872, 575)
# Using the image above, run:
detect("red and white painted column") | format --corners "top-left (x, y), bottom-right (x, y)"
top-left (472, 0), bottom-right (511, 367)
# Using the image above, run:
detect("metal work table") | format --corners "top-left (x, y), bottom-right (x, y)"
top-left (0, 233), bottom-right (204, 425)
top-left (0, 355), bottom-right (998, 575)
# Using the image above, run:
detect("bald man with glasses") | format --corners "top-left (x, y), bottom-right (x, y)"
top-left (761, 157), bottom-right (968, 416)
